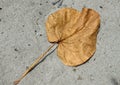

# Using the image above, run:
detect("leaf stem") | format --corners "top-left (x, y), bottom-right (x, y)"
top-left (14, 43), bottom-right (55, 85)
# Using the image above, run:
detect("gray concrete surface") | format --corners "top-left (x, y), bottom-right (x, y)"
top-left (0, 0), bottom-right (120, 85)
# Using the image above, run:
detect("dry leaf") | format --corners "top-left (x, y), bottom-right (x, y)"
top-left (14, 8), bottom-right (100, 85)
top-left (46, 8), bottom-right (100, 66)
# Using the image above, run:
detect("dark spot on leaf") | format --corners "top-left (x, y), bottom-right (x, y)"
top-left (99, 6), bottom-right (103, 9)
top-left (0, 8), bottom-right (2, 10)
top-left (73, 68), bottom-right (76, 72)
top-left (39, 11), bottom-right (42, 15)
top-left (40, 34), bottom-right (42, 36)
top-left (111, 78), bottom-right (118, 85)
top-left (0, 19), bottom-right (1, 22)
top-left (14, 48), bottom-right (18, 51)
top-left (77, 75), bottom-right (82, 80)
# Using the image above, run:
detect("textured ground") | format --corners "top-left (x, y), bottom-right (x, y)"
top-left (0, 0), bottom-right (120, 85)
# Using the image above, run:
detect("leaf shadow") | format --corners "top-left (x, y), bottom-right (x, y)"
top-left (38, 46), bottom-right (57, 64)
top-left (30, 46), bottom-right (57, 71)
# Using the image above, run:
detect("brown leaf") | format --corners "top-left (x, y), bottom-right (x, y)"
top-left (46, 8), bottom-right (100, 66)
top-left (14, 8), bottom-right (100, 85)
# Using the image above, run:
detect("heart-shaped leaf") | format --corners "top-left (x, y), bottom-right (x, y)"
top-left (46, 8), bottom-right (100, 66)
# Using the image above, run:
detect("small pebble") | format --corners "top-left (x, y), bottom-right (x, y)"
top-left (40, 34), bottom-right (42, 36)
top-left (35, 30), bottom-right (37, 33)
top-left (28, 44), bottom-right (31, 46)
top-left (40, 3), bottom-right (42, 5)
top-left (99, 6), bottom-right (103, 9)
top-left (39, 12), bottom-right (42, 15)
top-left (26, 66), bottom-right (29, 69)
top-left (14, 48), bottom-right (18, 51)
top-left (22, 25), bottom-right (25, 27)
top-left (73, 68), bottom-right (76, 72)
top-left (0, 8), bottom-right (2, 10)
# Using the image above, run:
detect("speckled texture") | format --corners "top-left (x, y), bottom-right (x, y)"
top-left (0, 0), bottom-right (120, 85)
